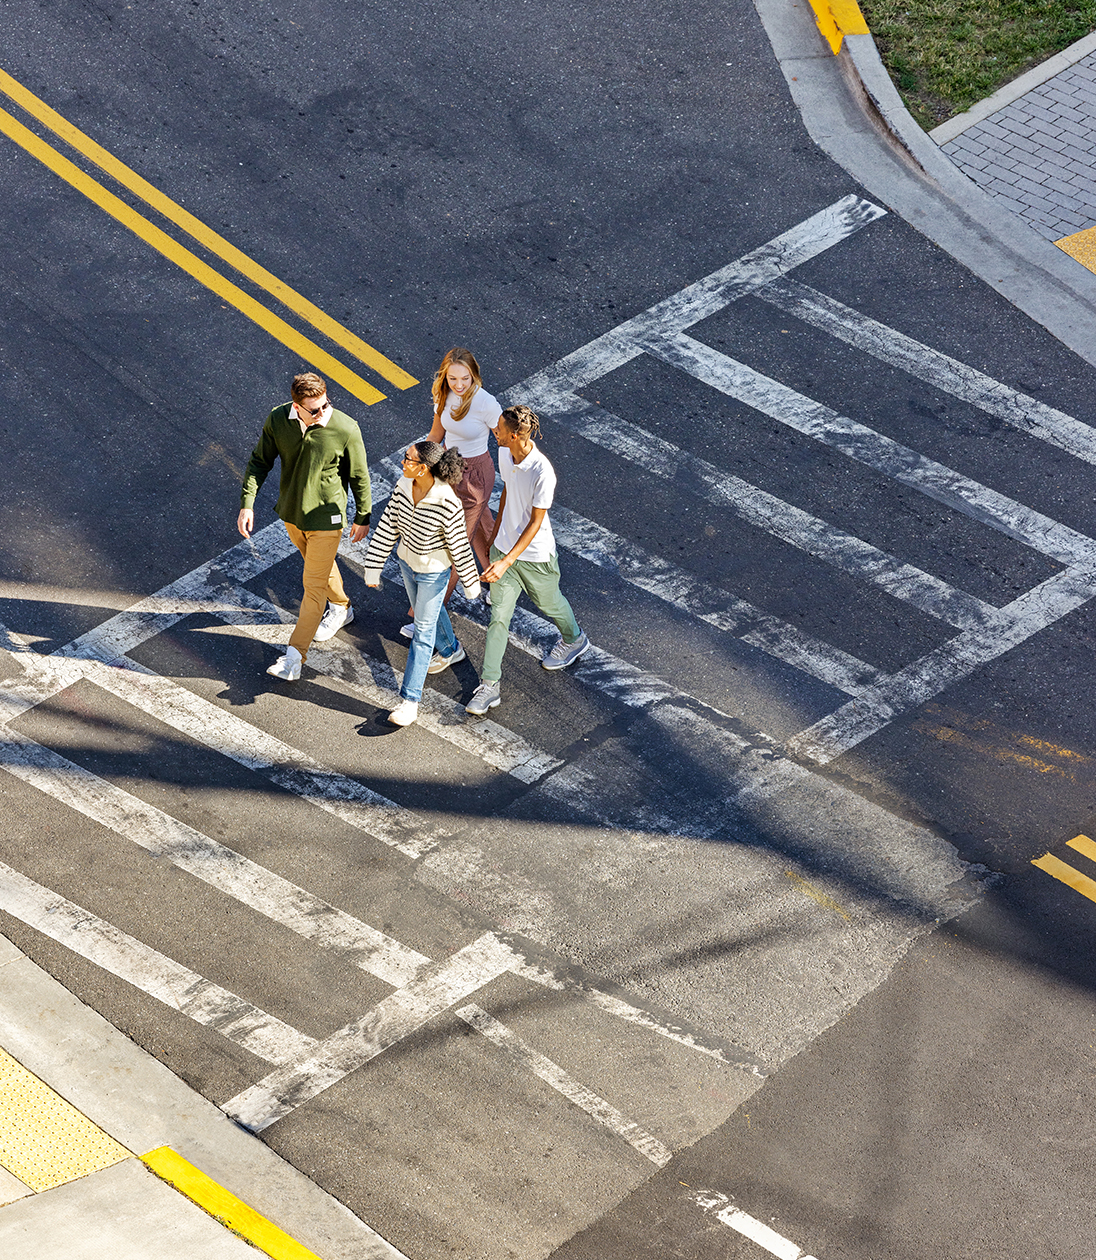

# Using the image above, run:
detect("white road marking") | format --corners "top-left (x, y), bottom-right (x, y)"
top-left (210, 578), bottom-right (563, 784)
top-left (0, 720), bottom-right (431, 988)
top-left (522, 391), bottom-right (996, 631)
top-left (0, 859), bottom-right (316, 1066)
top-left (759, 275), bottom-right (1096, 467)
top-left (550, 504), bottom-right (886, 696)
top-left (0, 628), bottom-right (769, 1070)
top-left (787, 559), bottom-right (1096, 763)
top-left (456, 1002), bottom-right (673, 1166)
top-left (516, 194), bottom-right (886, 398)
top-left (224, 933), bottom-right (518, 1131)
top-left (693, 1190), bottom-right (819, 1260)
top-left (644, 329), bottom-right (1096, 566)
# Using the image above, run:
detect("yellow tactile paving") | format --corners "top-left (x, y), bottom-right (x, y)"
top-left (0, 1048), bottom-right (131, 1191)
top-left (1055, 225), bottom-right (1096, 273)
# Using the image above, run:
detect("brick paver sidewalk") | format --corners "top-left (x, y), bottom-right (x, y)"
top-left (932, 32), bottom-right (1096, 262)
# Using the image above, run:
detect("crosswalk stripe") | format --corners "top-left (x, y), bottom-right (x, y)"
top-left (0, 860), bottom-right (316, 1065)
top-left (208, 580), bottom-right (564, 783)
top-left (788, 560), bottom-right (1096, 763)
top-left (759, 275), bottom-right (1096, 467)
top-left (517, 194), bottom-right (886, 399)
top-left (224, 933), bottom-right (519, 1132)
top-left (550, 504), bottom-right (887, 696)
top-left (0, 719), bottom-right (431, 988)
top-left (2, 635), bottom-right (754, 1071)
top-left (645, 328), bottom-right (1096, 565)
top-left (524, 391), bottom-right (996, 631)
top-left (456, 1003), bottom-right (673, 1166)
top-left (5, 649), bottom-right (449, 861)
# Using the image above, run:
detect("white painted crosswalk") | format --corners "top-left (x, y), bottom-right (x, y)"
top-left (2, 191), bottom-right (1091, 1254)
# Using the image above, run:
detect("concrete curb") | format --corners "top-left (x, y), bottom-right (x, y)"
top-left (0, 932), bottom-right (404, 1260)
top-left (752, 0), bottom-right (1096, 367)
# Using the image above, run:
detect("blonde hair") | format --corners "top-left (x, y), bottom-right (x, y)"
top-left (432, 347), bottom-right (482, 425)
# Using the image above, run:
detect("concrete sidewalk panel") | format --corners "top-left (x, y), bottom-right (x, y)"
top-left (0, 1158), bottom-right (259, 1259)
top-left (0, 936), bottom-right (406, 1260)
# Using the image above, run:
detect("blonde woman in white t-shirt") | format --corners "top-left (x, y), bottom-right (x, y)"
top-left (430, 345), bottom-right (503, 571)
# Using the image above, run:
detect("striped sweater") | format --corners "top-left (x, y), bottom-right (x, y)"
top-left (362, 477), bottom-right (482, 598)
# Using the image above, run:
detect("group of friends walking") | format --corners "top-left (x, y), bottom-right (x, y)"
top-left (237, 348), bottom-right (590, 727)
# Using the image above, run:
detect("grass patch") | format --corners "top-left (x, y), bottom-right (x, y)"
top-left (857, 0), bottom-right (1096, 129)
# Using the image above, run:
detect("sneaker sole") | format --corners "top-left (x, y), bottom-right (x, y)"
top-left (465, 696), bottom-right (500, 716)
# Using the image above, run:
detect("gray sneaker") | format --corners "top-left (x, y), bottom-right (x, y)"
top-left (465, 681), bottom-right (501, 716)
top-left (541, 631), bottom-right (590, 671)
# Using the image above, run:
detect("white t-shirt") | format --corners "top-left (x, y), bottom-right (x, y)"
top-left (496, 445), bottom-right (557, 563)
top-left (439, 386), bottom-right (501, 457)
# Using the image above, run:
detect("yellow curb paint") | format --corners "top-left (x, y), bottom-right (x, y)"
top-left (0, 103), bottom-right (388, 407)
top-left (1067, 833), bottom-right (1096, 865)
top-left (1031, 852), bottom-right (1096, 905)
top-left (0, 1048), bottom-right (131, 1192)
top-left (142, 1147), bottom-right (324, 1260)
top-left (807, 0), bottom-right (869, 53)
top-left (0, 65), bottom-right (416, 391)
top-left (1056, 225), bottom-right (1096, 273)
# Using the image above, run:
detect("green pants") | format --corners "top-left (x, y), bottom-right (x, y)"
top-left (481, 547), bottom-right (581, 682)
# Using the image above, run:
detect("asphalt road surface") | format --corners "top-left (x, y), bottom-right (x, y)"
top-left (1, 3), bottom-right (1095, 1258)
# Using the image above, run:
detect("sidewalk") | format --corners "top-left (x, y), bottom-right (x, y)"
top-left (0, 931), bottom-right (405, 1260)
top-left (931, 31), bottom-right (1096, 269)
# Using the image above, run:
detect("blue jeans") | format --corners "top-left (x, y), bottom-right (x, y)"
top-left (398, 558), bottom-right (459, 703)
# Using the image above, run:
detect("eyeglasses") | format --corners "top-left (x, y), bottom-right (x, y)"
top-left (299, 399), bottom-right (328, 418)
top-left (401, 454), bottom-right (423, 466)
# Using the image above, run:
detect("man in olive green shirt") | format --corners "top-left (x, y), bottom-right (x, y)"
top-left (238, 372), bottom-right (371, 680)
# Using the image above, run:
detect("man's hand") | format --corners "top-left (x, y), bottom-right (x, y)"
top-left (237, 508), bottom-right (254, 538)
top-left (349, 523), bottom-right (369, 544)
top-left (480, 556), bottom-right (510, 584)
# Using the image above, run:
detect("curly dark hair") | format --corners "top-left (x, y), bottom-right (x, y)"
top-left (411, 440), bottom-right (466, 486)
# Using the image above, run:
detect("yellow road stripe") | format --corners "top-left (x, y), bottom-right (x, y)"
top-left (142, 1147), bottom-right (324, 1260)
top-left (1031, 852), bottom-right (1096, 905)
top-left (0, 1048), bottom-right (131, 1192)
top-left (0, 103), bottom-right (387, 406)
top-left (0, 65), bottom-right (415, 391)
top-left (1067, 834), bottom-right (1096, 865)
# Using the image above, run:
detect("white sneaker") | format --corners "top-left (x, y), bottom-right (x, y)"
top-left (399, 622), bottom-right (414, 640)
top-left (387, 699), bottom-right (419, 726)
top-left (313, 603), bottom-right (354, 642)
top-left (266, 645), bottom-right (302, 681)
top-left (427, 643), bottom-right (466, 674)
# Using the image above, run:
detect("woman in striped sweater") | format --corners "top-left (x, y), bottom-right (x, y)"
top-left (362, 441), bottom-right (481, 727)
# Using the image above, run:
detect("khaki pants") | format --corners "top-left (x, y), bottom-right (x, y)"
top-left (284, 523), bottom-right (348, 661)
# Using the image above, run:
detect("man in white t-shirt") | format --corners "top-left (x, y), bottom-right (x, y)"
top-left (465, 405), bottom-right (590, 716)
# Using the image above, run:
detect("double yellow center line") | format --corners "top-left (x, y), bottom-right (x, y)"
top-left (0, 66), bottom-right (415, 406)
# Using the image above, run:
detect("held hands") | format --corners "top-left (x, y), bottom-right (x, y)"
top-left (348, 523), bottom-right (369, 544)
